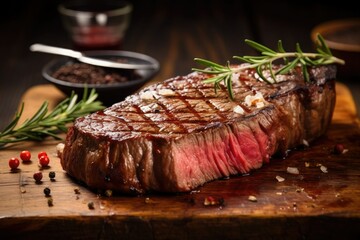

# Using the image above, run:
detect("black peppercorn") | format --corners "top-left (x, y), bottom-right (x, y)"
top-left (43, 187), bottom-right (51, 196)
top-left (334, 143), bottom-right (345, 154)
top-left (88, 201), bottom-right (95, 209)
top-left (49, 171), bottom-right (56, 179)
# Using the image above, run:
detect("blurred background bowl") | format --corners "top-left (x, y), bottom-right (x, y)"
top-left (58, 0), bottom-right (132, 51)
top-left (311, 18), bottom-right (360, 78)
top-left (42, 50), bottom-right (160, 106)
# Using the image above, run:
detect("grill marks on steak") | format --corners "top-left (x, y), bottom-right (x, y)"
top-left (78, 77), bottom-right (271, 136)
top-left (60, 64), bottom-right (337, 194)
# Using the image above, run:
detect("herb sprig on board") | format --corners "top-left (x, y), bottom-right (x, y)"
top-left (0, 88), bottom-right (105, 149)
top-left (192, 34), bottom-right (345, 99)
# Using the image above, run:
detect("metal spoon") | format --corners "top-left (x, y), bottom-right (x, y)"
top-left (30, 43), bottom-right (158, 70)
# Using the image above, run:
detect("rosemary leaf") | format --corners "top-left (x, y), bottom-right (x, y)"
top-left (262, 52), bottom-right (277, 57)
top-left (194, 58), bottom-right (225, 69)
top-left (302, 57), bottom-right (317, 65)
top-left (224, 74), bottom-right (234, 100)
top-left (302, 64), bottom-right (310, 82)
top-left (277, 40), bottom-right (288, 64)
top-left (21, 102), bottom-right (48, 126)
top-left (0, 104), bottom-right (23, 135)
top-left (191, 68), bottom-right (230, 74)
top-left (277, 40), bottom-right (286, 53)
top-left (256, 65), bottom-right (268, 83)
top-left (269, 63), bottom-right (277, 82)
top-left (276, 58), bottom-right (299, 75)
top-left (239, 55), bottom-right (268, 62)
top-left (203, 75), bottom-right (226, 84)
top-left (316, 34), bottom-right (332, 55)
top-left (245, 39), bottom-right (277, 54)
top-left (296, 43), bottom-right (304, 54)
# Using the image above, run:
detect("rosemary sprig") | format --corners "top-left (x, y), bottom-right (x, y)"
top-left (192, 34), bottom-right (345, 100)
top-left (0, 88), bottom-right (105, 149)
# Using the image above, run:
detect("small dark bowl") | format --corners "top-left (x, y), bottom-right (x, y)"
top-left (42, 50), bottom-right (160, 106)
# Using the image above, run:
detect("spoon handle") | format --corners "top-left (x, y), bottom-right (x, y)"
top-left (30, 43), bottom-right (159, 70)
top-left (30, 44), bottom-right (82, 58)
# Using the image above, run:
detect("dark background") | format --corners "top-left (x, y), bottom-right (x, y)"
top-left (0, 0), bottom-right (359, 130)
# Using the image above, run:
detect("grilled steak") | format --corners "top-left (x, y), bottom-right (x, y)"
top-left (60, 64), bottom-right (337, 194)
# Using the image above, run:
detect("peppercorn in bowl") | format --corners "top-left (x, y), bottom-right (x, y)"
top-left (42, 50), bottom-right (160, 106)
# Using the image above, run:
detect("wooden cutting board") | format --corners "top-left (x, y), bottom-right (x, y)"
top-left (0, 83), bottom-right (359, 239)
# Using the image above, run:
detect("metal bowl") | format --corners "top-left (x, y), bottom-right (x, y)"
top-left (42, 50), bottom-right (160, 106)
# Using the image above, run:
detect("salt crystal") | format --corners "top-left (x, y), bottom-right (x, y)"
top-left (320, 165), bottom-right (328, 173)
top-left (158, 89), bottom-right (176, 96)
top-left (231, 72), bottom-right (240, 82)
top-left (233, 105), bottom-right (245, 114)
top-left (56, 143), bottom-right (65, 158)
top-left (140, 91), bottom-right (157, 100)
top-left (256, 101), bottom-right (265, 108)
top-left (140, 105), bottom-right (152, 112)
top-left (248, 195), bottom-right (257, 202)
top-left (302, 139), bottom-right (309, 147)
top-left (276, 175), bottom-right (285, 182)
top-left (287, 167), bottom-right (299, 175)
top-left (244, 91), bottom-right (267, 108)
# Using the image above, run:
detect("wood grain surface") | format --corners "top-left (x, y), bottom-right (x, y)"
top-left (0, 83), bottom-right (359, 240)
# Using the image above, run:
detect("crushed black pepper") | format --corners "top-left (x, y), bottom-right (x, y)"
top-left (51, 62), bottom-right (142, 85)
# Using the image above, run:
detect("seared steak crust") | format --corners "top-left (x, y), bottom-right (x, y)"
top-left (60, 65), bottom-right (337, 194)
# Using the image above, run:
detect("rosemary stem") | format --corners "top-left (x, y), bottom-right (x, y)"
top-left (0, 88), bottom-right (105, 149)
top-left (193, 34), bottom-right (345, 100)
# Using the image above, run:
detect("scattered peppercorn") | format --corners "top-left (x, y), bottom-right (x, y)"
top-left (47, 197), bottom-right (53, 207)
top-left (334, 143), bottom-right (345, 154)
top-left (203, 196), bottom-right (224, 206)
top-left (49, 171), bottom-right (56, 180)
top-left (88, 201), bottom-right (95, 209)
top-left (33, 172), bottom-right (43, 183)
top-left (74, 187), bottom-right (81, 194)
top-left (204, 196), bottom-right (217, 206)
top-left (43, 187), bottom-right (51, 197)
top-left (9, 157), bottom-right (20, 170)
top-left (20, 150), bottom-right (31, 162)
top-left (39, 155), bottom-right (50, 167)
top-left (38, 151), bottom-right (48, 159)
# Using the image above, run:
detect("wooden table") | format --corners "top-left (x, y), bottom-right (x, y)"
top-left (0, 82), bottom-right (359, 239)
